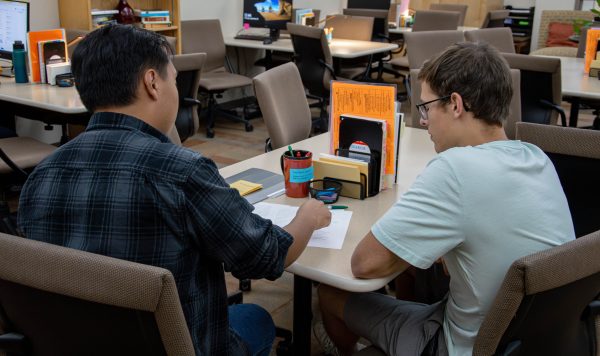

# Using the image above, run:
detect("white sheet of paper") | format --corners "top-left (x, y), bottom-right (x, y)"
top-left (253, 202), bottom-right (352, 249)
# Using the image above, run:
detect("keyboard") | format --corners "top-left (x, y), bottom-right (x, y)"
top-left (234, 33), bottom-right (269, 41)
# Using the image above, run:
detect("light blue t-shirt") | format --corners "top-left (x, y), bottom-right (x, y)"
top-left (372, 140), bottom-right (575, 356)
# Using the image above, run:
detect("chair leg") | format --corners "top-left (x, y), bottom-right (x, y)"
top-left (205, 97), bottom-right (217, 138)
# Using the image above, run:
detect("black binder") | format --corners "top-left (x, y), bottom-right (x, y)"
top-left (338, 115), bottom-right (385, 197)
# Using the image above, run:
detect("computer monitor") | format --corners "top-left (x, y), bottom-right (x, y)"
top-left (0, 0), bottom-right (30, 62)
top-left (242, 0), bottom-right (293, 40)
top-left (347, 0), bottom-right (391, 10)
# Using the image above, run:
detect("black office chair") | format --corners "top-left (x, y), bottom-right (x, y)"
top-left (171, 53), bottom-right (207, 142)
top-left (342, 8), bottom-right (403, 82)
top-left (516, 122), bottom-right (600, 238)
top-left (473, 229), bottom-right (600, 356)
top-left (287, 23), bottom-right (338, 132)
top-left (502, 53), bottom-right (567, 127)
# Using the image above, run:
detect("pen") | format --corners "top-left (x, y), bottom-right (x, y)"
top-left (267, 188), bottom-right (286, 198)
top-left (328, 205), bottom-right (348, 210)
top-left (288, 145), bottom-right (294, 157)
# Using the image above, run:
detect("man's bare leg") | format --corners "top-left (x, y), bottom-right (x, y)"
top-left (317, 284), bottom-right (360, 356)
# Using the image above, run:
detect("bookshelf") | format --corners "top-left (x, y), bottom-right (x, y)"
top-left (57, 0), bottom-right (181, 54)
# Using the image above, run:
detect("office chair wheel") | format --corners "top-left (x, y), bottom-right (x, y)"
top-left (239, 278), bottom-right (251, 292)
top-left (275, 339), bottom-right (292, 356)
top-left (245, 123), bottom-right (253, 132)
top-left (206, 128), bottom-right (215, 138)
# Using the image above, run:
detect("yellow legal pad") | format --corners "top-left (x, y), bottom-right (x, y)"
top-left (229, 180), bottom-right (263, 196)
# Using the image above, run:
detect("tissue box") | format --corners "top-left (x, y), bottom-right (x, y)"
top-left (46, 62), bottom-right (71, 85)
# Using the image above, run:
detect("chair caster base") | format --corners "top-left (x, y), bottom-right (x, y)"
top-left (245, 123), bottom-right (254, 132)
top-left (206, 128), bottom-right (215, 138)
top-left (239, 278), bottom-right (251, 292)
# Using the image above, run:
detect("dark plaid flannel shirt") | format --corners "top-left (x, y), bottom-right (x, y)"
top-left (18, 112), bottom-right (293, 355)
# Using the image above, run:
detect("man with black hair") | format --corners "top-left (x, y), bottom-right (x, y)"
top-left (316, 42), bottom-right (575, 355)
top-left (18, 25), bottom-right (331, 356)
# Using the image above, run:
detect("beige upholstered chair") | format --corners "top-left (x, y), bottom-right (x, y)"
top-left (0, 233), bottom-right (195, 355)
top-left (0, 138), bottom-right (56, 177)
top-left (171, 53), bottom-right (206, 142)
top-left (326, 14), bottom-right (374, 41)
top-left (481, 9), bottom-right (510, 28)
top-left (412, 10), bottom-right (461, 32)
top-left (515, 122), bottom-right (600, 238)
top-left (473, 229), bottom-right (600, 355)
top-left (253, 62), bottom-right (312, 151)
top-left (464, 28), bottom-right (516, 53)
top-left (404, 30), bottom-right (465, 70)
top-left (390, 11), bottom-right (461, 70)
top-left (530, 10), bottom-right (594, 57)
top-left (409, 68), bottom-right (521, 135)
top-left (430, 3), bottom-right (468, 26)
top-left (181, 19), bottom-right (254, 138)
top-left (0, 137), bottom-right (57, 234)
top-left (502, 53), bottom-right (565, 126)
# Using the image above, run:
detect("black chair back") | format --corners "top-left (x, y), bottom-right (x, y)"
top-left (172, 53), bottom-right (206, 142)
top-left (287, 24), bottom-right (333, 100)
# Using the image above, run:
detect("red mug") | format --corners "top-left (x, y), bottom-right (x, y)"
top-left (280, 150), bottom-right (313, 198)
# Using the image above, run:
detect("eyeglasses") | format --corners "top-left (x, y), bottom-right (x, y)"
top-left (416, 95), bottom-right (451, 121)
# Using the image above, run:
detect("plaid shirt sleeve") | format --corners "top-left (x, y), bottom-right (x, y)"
top-left (183, 156), bottom-right (293, 281)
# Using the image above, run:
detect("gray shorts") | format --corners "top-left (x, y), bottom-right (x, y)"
top-left (344, 293), bottom-right (448, 356)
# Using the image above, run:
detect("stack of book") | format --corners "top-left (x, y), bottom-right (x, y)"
top-left (135, 9), bottom-right (171, 29)
top-left (91, 9), bottom-right (118, 28)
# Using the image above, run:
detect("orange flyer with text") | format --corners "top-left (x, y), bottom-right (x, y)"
top-left (329, 81), bottom-right (397, 187)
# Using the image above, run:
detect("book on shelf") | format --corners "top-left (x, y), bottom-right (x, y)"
top-left (141, 17), bottom-right (171, 24)
top-left (38, 40), bottom-right (67, 84)
top-left (134, 9), bottom-right (170, 17)
top-left (91, 9), bottom-right (118, 16)
top-left (143, 23), bottom-right (173, 29)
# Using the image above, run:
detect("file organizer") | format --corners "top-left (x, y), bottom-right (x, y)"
top-left (335, 148), bottom-right (380, 198)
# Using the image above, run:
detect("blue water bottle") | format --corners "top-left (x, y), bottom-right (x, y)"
top-left (12, 40), bottom-right (28, 83)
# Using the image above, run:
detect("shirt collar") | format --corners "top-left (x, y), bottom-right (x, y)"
top-left (85, 112), bottom-right (171, 143)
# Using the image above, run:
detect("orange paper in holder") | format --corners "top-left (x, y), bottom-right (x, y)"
top-left (585, 29), bottom-right (600, 73)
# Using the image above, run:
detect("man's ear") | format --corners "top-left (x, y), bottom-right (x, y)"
top-left (141, 69), bottom-right (159, 101)
top-left (450, 92), bottom-right (465, 118)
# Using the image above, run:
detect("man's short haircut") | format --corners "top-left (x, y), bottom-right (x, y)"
top-left (71, 25), bottom-right (173, 112)
top-left (418, 42), bottom-right (513, 126)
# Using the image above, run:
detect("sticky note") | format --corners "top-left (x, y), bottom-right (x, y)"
top-left (230, 180), bottom-right (262, 196)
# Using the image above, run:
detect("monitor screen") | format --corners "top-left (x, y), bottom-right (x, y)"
top-left (347, 0), bottom-right (391, 10)
top-left (0, 0), bottom-right (29, 61)
top-left (243, 0), bottom-right (293, 30)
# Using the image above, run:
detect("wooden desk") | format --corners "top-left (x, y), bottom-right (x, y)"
top-left (219, 128), bottom-right (436, 354)
top-left (225, 37), bottom-right (398, 59)
top-left (0, 77), bottom-right (89, 140)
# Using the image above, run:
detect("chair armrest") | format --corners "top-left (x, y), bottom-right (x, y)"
top-left (0, 148), bottom-right (28, 180)
top-left (227, 290), bottom-right (243, 305)
top-left (540, 99), bottom-right (567, 127)
top-left (182, 97), bottom-right (202, 106)
top-left (318, 59), bottom-right (337, 80)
